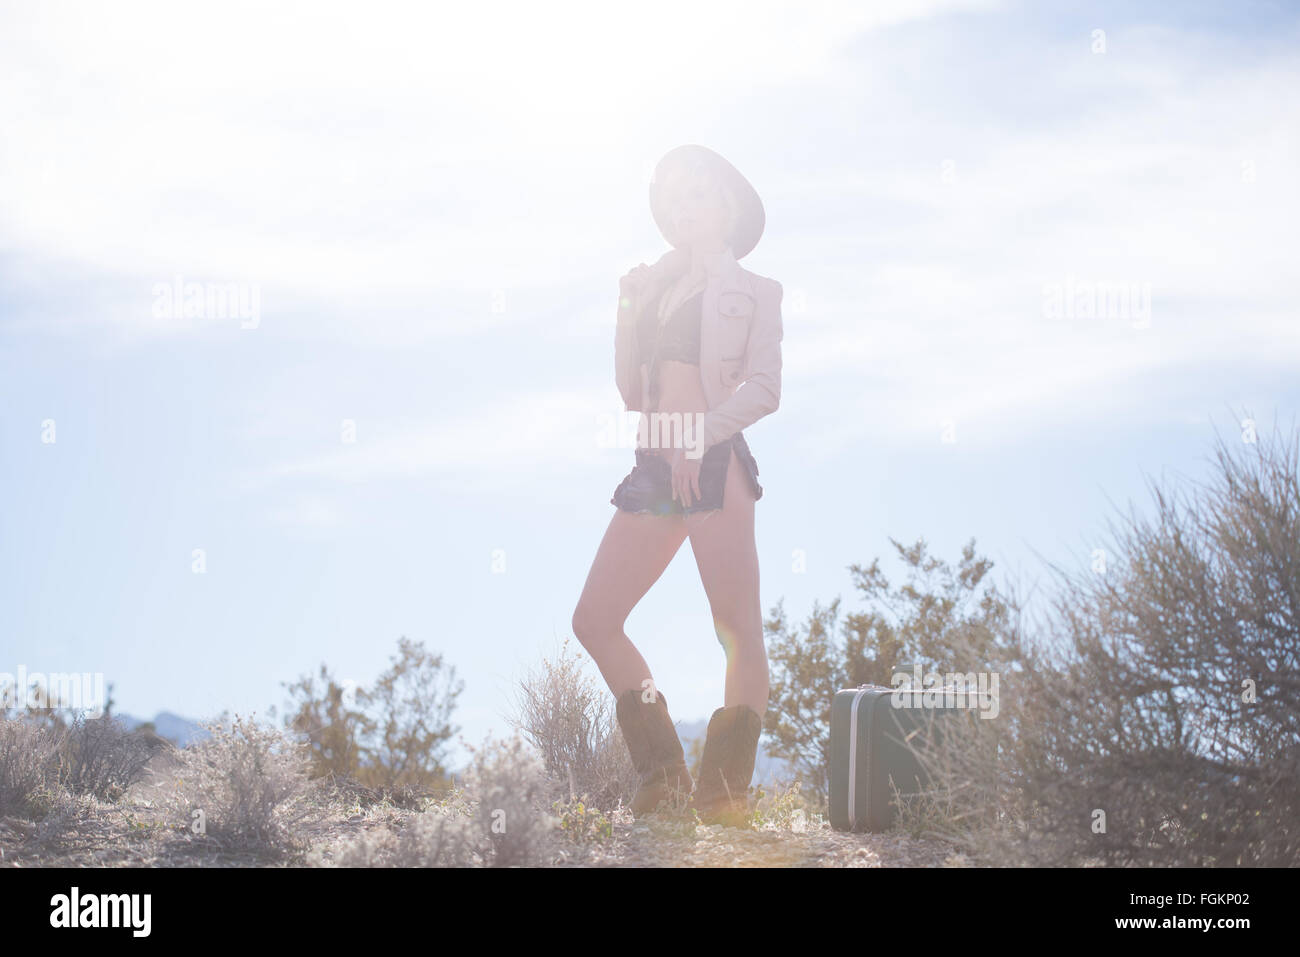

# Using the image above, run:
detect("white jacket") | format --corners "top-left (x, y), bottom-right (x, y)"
top-left (615, 247), bottom-right (784, 454)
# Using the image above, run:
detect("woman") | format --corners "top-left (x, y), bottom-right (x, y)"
top-left (572, 145), bottom-right (785, 826)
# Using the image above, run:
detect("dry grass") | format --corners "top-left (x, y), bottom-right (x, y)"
top-left (1, 713), bottom-right (965, 867)
top-left (61, 713), bottom-right (166, 802)
top-left (154, 714), bottom-right (322, 859)
top-left (0, 717), bottom-right (64, 819)
top-left (509, 638), bottom-right (639, 812)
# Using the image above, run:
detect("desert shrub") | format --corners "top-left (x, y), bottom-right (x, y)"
top-left (59, 713), bottom-right (164, 802)
top-left (459, 734), bottom-right (557, 866)
top-left (165, 713), bottom-right (317, 856)
top-left (0, 716), bottom-right (67, 819)
top-left (905, 422), bottom-right (1300, 866)
top-left (510, 638), bottom-right (639, 812)
top-left (332, 735), bottom-right (556, 867)
top-left (763, 421), bottom-right (1299, 866)
top-left (282, 664), bottom-right (368, 780)
top-left (357, 637), bottom-right (463, 791)
top-left (282, 637), bottom-right (462, 794)
top-left (764, 538), bottom-right (1013, 801)
top-left (1001, 424), bottom-right (1299, 865)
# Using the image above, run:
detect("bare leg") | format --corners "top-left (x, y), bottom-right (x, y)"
top-left (572, 507), bottom-right (688, 697)
top-left (685, 446), bottom-right (768, 715)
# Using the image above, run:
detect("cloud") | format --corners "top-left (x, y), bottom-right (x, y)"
top-left (0, 0), bottom-right (993, 321)
top-left (4, 0), bottom-right (1296, 471)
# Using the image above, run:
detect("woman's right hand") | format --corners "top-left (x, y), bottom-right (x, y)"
top-left (620, 250), bottom-right (686, 305)
top-left (619, 262), bottom-right (653, 300)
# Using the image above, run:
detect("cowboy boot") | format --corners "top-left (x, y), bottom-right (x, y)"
top-left (615, 688), bottom-right (693, 817)
top-left (689, 703), bottom-right (763, 827)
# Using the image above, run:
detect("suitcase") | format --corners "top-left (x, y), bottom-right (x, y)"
top-left (829, 683), bottom-right (992, 832)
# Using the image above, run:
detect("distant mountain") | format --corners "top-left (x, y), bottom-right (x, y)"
top-left (115, 711), bottom-right (209, 747)
top-left (674, 717), bottom-right (795, 789)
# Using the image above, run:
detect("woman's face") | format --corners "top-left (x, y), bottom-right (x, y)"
top-left (663, 162), bottom-right (733, 252)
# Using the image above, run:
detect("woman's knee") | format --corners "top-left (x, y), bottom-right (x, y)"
top-left (570, 604), bottom-right (596, 646)
top-left (571, 602), bottom-right (621, 650)
top-left (711, 611), bottom-right (765, 656)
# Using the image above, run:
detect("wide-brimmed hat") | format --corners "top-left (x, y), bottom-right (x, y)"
top-left (649, 145), bottom-right (765, 259)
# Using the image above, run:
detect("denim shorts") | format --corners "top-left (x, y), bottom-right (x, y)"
top-left (610, 432), bottom-right (763, 516)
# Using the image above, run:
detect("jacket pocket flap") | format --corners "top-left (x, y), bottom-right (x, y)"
top-left (718, 290), bottom-right (756, 319)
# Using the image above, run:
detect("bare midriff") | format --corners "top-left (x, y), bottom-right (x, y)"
top-left (637, 360), bottom-right (709, 455)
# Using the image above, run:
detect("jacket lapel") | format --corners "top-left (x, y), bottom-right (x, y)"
top-left (700, 248), bottom-right (755, 406)
top-left (709, 247), bottom-right (753, 299)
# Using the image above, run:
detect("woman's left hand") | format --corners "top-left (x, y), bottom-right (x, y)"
top-left (668, 446), bottom-right (703, 508)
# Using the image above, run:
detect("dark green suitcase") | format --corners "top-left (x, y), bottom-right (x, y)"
top-left (829, 683), bottom-right (989, 832)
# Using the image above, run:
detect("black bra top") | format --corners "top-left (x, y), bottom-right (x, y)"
top-left (637, 286), bottom-right (704, 366)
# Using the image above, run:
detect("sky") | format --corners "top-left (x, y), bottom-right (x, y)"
top-left (2, 0), bottom-right (1298, 769)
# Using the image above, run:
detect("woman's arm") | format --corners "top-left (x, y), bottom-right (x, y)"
top-left (699, 277), bottom-right (784, 452)
top-left (614, 289), bottom-right (642, 412)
